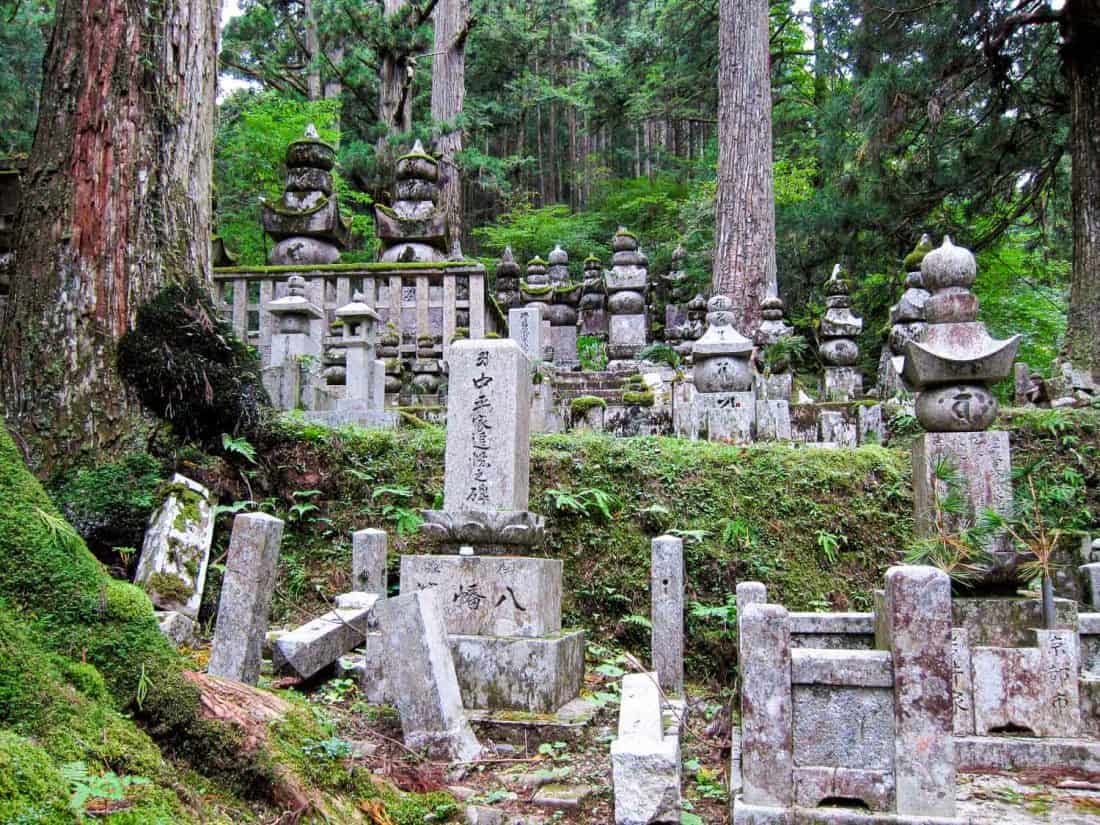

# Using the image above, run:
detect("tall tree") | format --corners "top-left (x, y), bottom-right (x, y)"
top-left (713, 0), bottom-right (776, 334)
top-left (431, 0), bottom-right (471, 256)
top-left (0, 0), bottom-right (220, 470)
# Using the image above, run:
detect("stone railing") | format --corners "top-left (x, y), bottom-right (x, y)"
top-left (212, 261), bottom-right (504, 366)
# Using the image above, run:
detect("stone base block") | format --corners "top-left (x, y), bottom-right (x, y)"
top-left (732, 800), bottom-right (966, 825)
top-left (612, 736), bottom-right (682, 824)
top-left (609, 314), bottom-right (647, 354)
top-left (450, 629), bottom-right (585, 713)
top-left (824, 367), bottom-right (862, 402)
top-left (692, 391), bottom-right (756, 443)
top-left (399, 555), bottom-right (562, 638)
top-left (551, 325), bottom-right (579, 366)
top-left (956, 735), bottom-right (1100, 774)
top-left (794, 767), bottom-right (894, 813)
top-left (467, 697), bottom-right (597, 748)
top-left (756, 400), bottom-right (792, 441)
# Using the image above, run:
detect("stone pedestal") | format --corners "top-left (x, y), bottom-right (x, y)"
top-left (690, 391), bottom-right (755, 443)
top-left (755, 400), bottom-right (792, 441)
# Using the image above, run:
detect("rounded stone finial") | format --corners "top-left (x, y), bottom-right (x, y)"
top-left (304, 123), bottom-right (319, 139)
top-left (612, 227), bottom-right (638, 252)
top-left (548, 245), bottom-right (568, 265)
top-left (287, 274), bottom-right (307, 297)
top-left (584, 254), bottom-right (602, 270)
top-left (760, 295), bottom-right (785, 321)
top-left (921, 236), bottom-right (976, 292)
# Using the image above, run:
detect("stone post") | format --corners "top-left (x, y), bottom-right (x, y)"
top-left (380, 589), bottom-right (482, 761)
top-left (651, 535), bottom-right (684, 697)
top-left (442, 339), bottom-right (531, 513)
top-left (265, 275), bottom-right (323, 410)
top-left (738, 602), bottom-right (793, 807)
top-left (883, 565), bottom-right (955, 818)
top-left (352, 528), bottom-right (388, 597)
top-left (508, 305), bottom-right (544, 368)
top-left (208, 513), bottom-right (285, 685)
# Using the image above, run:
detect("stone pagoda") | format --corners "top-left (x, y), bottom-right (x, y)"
top-left (374, 139), bottom-right (447, 263)
top-left (544, 245), bottom-right (582, 367)
top-left (494, 247), bottom-right (522, 313)
top-left (578, 254), bottom-right (607, 338)
top-left (406, 339), bottom-right (585, 715)
top-left (606, 227), bottom-right (650, 360)
top-left (661, 244), bottom-right (704, 360)
top-left (753, 295), bottom-right (795, 402)
top-left (688, 295), bottom-right (756, 442)
top-left (878, 235), bottom-right (932, 398)
top-left (261, 125), bottom-right (350, 266)
top-left (819, 264), bottom-right (863, 401)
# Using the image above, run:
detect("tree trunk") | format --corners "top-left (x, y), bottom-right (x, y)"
top-left (304, 0), bottom-right (322, 100)
top-left (714, 0), bottom-right (776, 334)
top-left (378, 0), bottom-right (414, 148)
top-left (431, 0), bottom-right (469, 257)
top-left (1062, 0), bottom-right (1100, 383)
top-left (0, 0), bottom-right (219, 472)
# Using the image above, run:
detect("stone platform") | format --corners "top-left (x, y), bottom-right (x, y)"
top-left (732, 800), bottom-right (968, 824)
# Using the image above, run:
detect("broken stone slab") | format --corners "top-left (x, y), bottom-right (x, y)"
top-left (790, 649), bottom-right (893, 688)
top-left (272, 595), bottom-right (380, 680)
top-left (352, 528), bottom-right (388, 597)
top-left (531, 783), bottom-right (593, 810)
top-left (156, 610), bottom-right (194, 648)
top-left (133, 474), bottom-right (215, 619)
top-left (380, 589), bottom-right (482, 761)
top-left (399, 555), bottom-right (562, 638)
top-left (612, 673), bottom-right (682, 824)
top-left (449, 630), bottom-right (585, 713)
top-left (208, 513), bottom-right (285, 685)
top-left (651, 536), bottom-right (684, 697)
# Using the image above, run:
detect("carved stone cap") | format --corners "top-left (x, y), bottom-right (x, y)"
top-left (419, 509), bottom-right (546, 553)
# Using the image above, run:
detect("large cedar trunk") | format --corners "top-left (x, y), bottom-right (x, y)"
top-left (1061, 0), bottom-right (1100, 382)
top-left (713, 0), bottom-right (776, 335)
top-left (378, 0), bottom-right (414, 147)
top-left (0, 0), bottom-right (219, 471)
top-left (431, 0), bottom-right (469, 257)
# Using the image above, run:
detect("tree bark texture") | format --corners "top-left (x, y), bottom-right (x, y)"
top-left (713, 0), bottom-right (776, 335)
top-left (379, 0), bottom-right (414, 144)
top-left (0, 0), bottom-right (219, 471)
top-left (431, 0), bottom-right (469, 257)
top-left (1062, 0), bottom-right (1100, 382)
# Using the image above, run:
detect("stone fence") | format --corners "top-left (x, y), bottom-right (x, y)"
top-left (213, 261), bottom-right (505, 368)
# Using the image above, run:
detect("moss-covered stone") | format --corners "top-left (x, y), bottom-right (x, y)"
top-left (570, 395), bottom-right (608, 415)
top-left (146, 572), bottom-right (193, 603)
top-left (0, 731), bottom-right (73, 825)
top-left (622, 389), bottom-right (655, 406)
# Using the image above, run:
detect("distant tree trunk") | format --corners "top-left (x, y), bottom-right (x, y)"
top-left (714, 0), bottom-right (776, 334)
top-left (1062, 0), bottom-right (1100, 382)
top-left (304, 0), bottom-right (322, 100)
top-left (0, 0), bottom-right (219, 472)
top-left (432, 0), bottom-right (469, 257)
top-left (378, 0), bottom-right (414, 151)
top-left (324, 42), bottom-right (344, 101)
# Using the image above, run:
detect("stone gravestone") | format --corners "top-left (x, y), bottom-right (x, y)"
top-left (689, 296), bottom-right (756, 442)
top-left (208, 513), bottom-right (285, 685)
top-left (651, 535), bottom-right (684, 697)
top-left (352, 528), bottom-right (388, 597)
top-left (508, 305), bottom-right (543, 368)
top-left (381, 588), bottom-right (482, 761)
top-left (408, 338), bottom-right (585, 715)
top-left (133, 474), bottom-right (216, 644)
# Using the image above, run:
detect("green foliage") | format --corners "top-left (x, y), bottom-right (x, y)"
top-left (578, 335), bottom-right (609, 372)
top-left (61, 761), bottom-right (150, 816)
top-left (371, 484), bottom-right (424, 535)
top-left (117, 279), bottom-right (269, 444)
top-left (221, 433), bottom-right (257, 464)
top-left (0, 1), bottom-right (50, 155)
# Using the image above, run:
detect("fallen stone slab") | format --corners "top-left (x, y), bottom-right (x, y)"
top-left (531, 783), bottom-right (592, 810)
top-left (272, 595), bottom-right (379, 680)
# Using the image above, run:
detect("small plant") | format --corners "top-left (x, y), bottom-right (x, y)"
top-left (61, 762), bottom-right (150, 816)
top-left (537, 741), bottom-right (571, 761)
top-left (315, 677), bottom-right (358, 705)
top-left (815, 529), bottom-right (844, 564)
top-left (543, 487), bottom-right (620, 521)
top-left (758, 334), bottom-right (807, 375)
top-left (371, 484), bottom-right (424, 534)
top-left (287, 489), bottom-right (322, 523)
top-left (302, 736), bottom-right (353, 760)
top-left (221, 432), bottom-right (258, 464)
top-left (578, 335), bottom-right (609, 371)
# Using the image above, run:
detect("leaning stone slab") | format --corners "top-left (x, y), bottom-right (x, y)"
top-left (443, 339), bottom-right (531, 513)
top-left (449, 630), bottom-right (585, 713)
top-left (133, 474), bottom-right (215, 619)
top-left (651, 536), bottom-right (684, 696)
top-left (208, 513), bottom-right (285, 685)
top-left (380, 589), bottom-right (482, 761)
top-left (400, 555), bottom-right (561, 637)
top-left (884, 565), bottom-right (955, 818)
top-left (272, 595), bottom-right (380, 680)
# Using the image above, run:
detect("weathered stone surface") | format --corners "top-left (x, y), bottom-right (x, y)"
top-left (756, 372), bottom-right (793, 402)
top-left (609, 314), bottom-right (647, 349)
top-left (618, 672), bottom-right (664, 740)
top-left (950, 629), bottom-right (976, 736)
top-left (269, 236), bottom-right (341, 265)
top-left (756, 400), bottom-right (792, 441)
top-left (272, 597), bottom-right (379, 680)
top-left (419, 509), bottom-right (546, 554)
top-left (208, 513), bottom-right (285, 685)
top-left (790, 649), bottom-right (893, 688)
top-left (531, 783), bottom-right (592, 810)
top-left (380, 589), bottom-right (482, 761)
top-left (794, 766), bottom-right (895, 812)
top-left (884, 565), bottom-right (955, 818)
top-left (915, 385), bottom-right (998, 432)
top-left (823, 367), bottom-right (862, 402)
top-left (134, 474), bottom-right (215, 618)
top-left (789, 612), bottom-right (875, 651)
top-left (956, 734), bottom-right (1100, 774)
top-left (400, 555), bottom-right (562, 638)
top-left (1082, 562), bottom-right (1100, 608)
top-left (651, 536), bottom-right (684, 696)
top-left (912, 432), bottom-right (1016, 583)
top-left (509, 306), bottom-right (544, 367)
top-left (352, 528), bottom-right (388, 597)
top-left (793, 684), bottom-right (895, 771)
top-left (971, 629), bottom-right (1080, 737)
top-left (550, 325), bottom-right (578, 366)
top-left (740, 603), bottom-right (793, 807)
top-left (156, 610), bottom-right (194, 647)
top-left (692, 391), bottom-right (755, 442)
top-left (951, 596), bottom-right (1077, 648)
top-left (858, 404), bottom-right (885, 445)
top-left (449, 630), bottom-right (585, 713)
top-left (820, 410), bottom-right (857, 447)
top-left (611, 737), bottom-right (681, 824)
top-left (443, 340), bottom-right (531, 514)
top-left (351, 632), bottom-right (394, 704)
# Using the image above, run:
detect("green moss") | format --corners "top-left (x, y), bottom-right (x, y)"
top-left (570, 395), bottom-right (608, 415)
top-left (622, 389), bottom-right (655, 406)
top-left (287, 137), bottom-right (337, 152)
top-left (520, 281), bottom-right (553, 296)
top-left (105, 579), bottom-right (156, 621)
top-left (264, 194), bottom-right (329, 217)
top-left (903, 236), bottom-right (934, 271)
top-left (396, 150), bottom-right (438, 164)
top-left (0, 732), bottom-right (73, 825)
top-left (485, 331), bottom-right (502, 339)
top-left (146, 572), bottom-right (192, 603)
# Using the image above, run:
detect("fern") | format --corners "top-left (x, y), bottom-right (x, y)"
top-left (221, 432), bottom-right (257, 464)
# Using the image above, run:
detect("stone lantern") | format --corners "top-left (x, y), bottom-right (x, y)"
top-left (689, 295), bottom-right (756, 441)
top-left (335, 293), bottom-right (384, 414)
top-left (265, 274), bottom-right (323, 409)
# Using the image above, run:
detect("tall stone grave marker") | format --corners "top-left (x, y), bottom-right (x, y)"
top-left (606, 228), bottom-right (649, 360)
top-left (352, 528), bottom-right (388, 597)
top-left (651, 535), bottom-right (684, 697)
top-left (208, 513), bottom-right (285, 685)
top-left (819, 264), bottom-right (863, 401)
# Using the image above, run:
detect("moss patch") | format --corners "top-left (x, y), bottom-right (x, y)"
top-left (622, 389), bottom-right (655, 406)
top-left (570, 396), bottom-right (608, 415)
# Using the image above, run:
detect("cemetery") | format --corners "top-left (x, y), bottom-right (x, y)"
top-left (3, 1), bottom-right (1100, 824)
